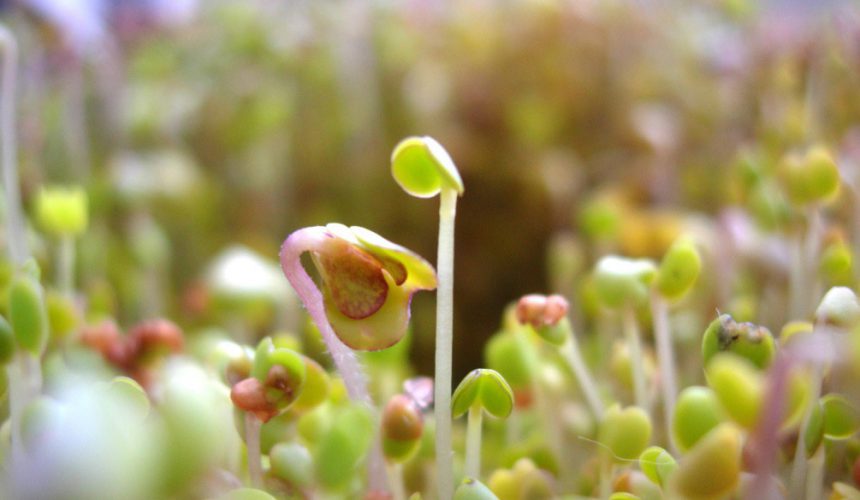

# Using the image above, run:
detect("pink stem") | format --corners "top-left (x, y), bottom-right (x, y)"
top-left (279, 227), bottom-right (388, 494)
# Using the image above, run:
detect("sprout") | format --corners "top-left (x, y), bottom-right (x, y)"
top-left (654, 238), bottom-right (701, 300)
top-left (815, 287), bottom-right (860, 328)
top-left (269, 442), bottom-right (314, 490)
top-left (391, 135), bottom-right (462, 500)
top-left (778, 146), bottom-right (840, 206)
top-left (705, 354), bottom-right (762, 429)
top-left (452, 368), bottom-right (514, 479)
top-left (34, 186), bottom-right (88, 238)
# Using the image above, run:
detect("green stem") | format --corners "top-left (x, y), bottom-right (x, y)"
top-left (435, 188), bottom-right (457, 500)
top-left (650, 292), bottom-right (677, 453)
top-left (244, 413), bottom-right (263, 489)
top-left (559, 333), bottom-right (604, 420)
top-left (57, 236), bottom-right (75, 297)
top-left (623, 305), bottom-right (648, 410)
top-left (0, 24), bottom-right (27, 265)
top-left (465, 406), bottom-right (483, 480)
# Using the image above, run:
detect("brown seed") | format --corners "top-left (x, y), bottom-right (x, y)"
top-left (80, 320), bottom-right (121, 356)
top-left (130, 318), bottom-right (184, 354)
top-left (382, 394), bottom-right (423, 441)
top-left (230, 377), bottom-right (278, 422)
top-left (516, 294), bottom-right (569, 328)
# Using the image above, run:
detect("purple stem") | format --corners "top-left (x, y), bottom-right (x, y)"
top-left (747, 353), bottom-right (791, 500)
top-left (279, 227), bottom-right (388, 494)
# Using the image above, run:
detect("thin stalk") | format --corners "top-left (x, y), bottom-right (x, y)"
top-left (0, 24), bottom-right (27, 265)
top-left (559, 335), bottom-right (604, 420)
top-left (388, 463), bottom-right (406, 500)
top-left (789, 363), bottom-right (823, 500)
top-left (244, 413), bottom-right (263, 488)
top-left (804, 447), bottom-right (825, 500)
top-left (434, 188), bottom-right (457, 500)
top-left (57, 236), bottom-right (74, 296)
top-left (599, 454), bottom-right (614, 499)
top-left (464, 406), bottom-right (483, 480)
top-left (789, 231), bottom-right (806, 320)
top-left (804, 207), bottom-right (822, 314)
top-left (650, 292), bottom-right (677, 453)
top-left (623, 305), bottom-right (648, 410)
top-left (279, 228), bottom-right (389, 493)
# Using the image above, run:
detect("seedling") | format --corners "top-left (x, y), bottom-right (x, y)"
top-left (668, 423), bottom-right (741, 499)
top-left (451, 368), bottom-right (514, 481)
top-left (34, 186), bottom-right (88, 296)
top-left (593, 256), bottom-right (657, 410)
top-left (391, 135), bottom-right (464, 500)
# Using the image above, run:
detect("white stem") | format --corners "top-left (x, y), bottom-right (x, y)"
top-left (789, 232), bottom-right (806, 320)
top-left (0, 24), bottom-right (27, 265)
top-left (560, 335), bottom-right (604, 420)
top-left (650, 292), bottom-right (677, 453)
top-left (388, 463), bottom-right (406, 500)
top-left (623, 305), bottom-right (648, 410)
top-left (465, 406), bottom-right (483, 480)
top-left (57, 236), bottom-right (75, 297)
top-left (599, 454), bottom-right (614, 499)
top-left (435, 188), bottom-right (457, 500)
top-left (789, 363), bottom-right (823, 500)
top-left (804, 447), bottom-right (825, 500)
top-left (244, 413), bottom-right (263, 488)
top-left (804, 207), bottom-right (822, 316)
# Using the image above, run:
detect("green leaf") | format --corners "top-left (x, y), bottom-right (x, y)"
top-left (391, 136), bottom-right (464, 198)
top-left (349, 225), bottom-right (437, 291)
top-left (673, 386), bottom-right (724, 452)
top-left (34, 186), bottom-right (89, 237)
top-left (821, 394), bottom-right (860, 440)
top-left (701, 314), bottom-right (774, 369)
top-left (452, 368), bottom-right (514, 419)
top-left (668, 424), bottom-right (741, 500)
top-left (655, 237), bottom-right (701, 300)
top-left (639, 446), bottom-right (677, 487)
top-left (8, 269), bottom-right (48, 355)
top-left (316, 404), bottom-right (374, 490)
top-left (215, 488), bottom-right (277, 500)
top-left (705, 354), bottom-right (762, 429)
top-left (0, 315), bottom-right (15, 365)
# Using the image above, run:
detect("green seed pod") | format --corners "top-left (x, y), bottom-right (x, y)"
top-left (454, 477), bottom-right (499, 500)
top-left (705, 354), bottom-right (762, 429)
top-left (0, 314), bottom-right (15, 364)
top-left (34, 186), bottom-right (89, 237)
top-left (673, 386), bottom-right (725, 452)
top-left (822, 394), bottom-right (860, 440)
top-left (215, 488), bottom-right (277, 500)
top-left (778, 145), bottom-right (840, 205)
top-left (654, 237), bottom-right (701, 300)
top-left (815, 287), bottom-right (860, 328)
top-left (390, 136), bottom-right (464, 198)
top-left (701, 314), bottom-right (774, 369)
top-left (8, 267), bottom-right (49, 355)
top-left (315, 403), bottom-right (373, 491)
top-left (269, 442), bottom-right (314, 488)
top-left (820, 240), bottom-right (854, 286)
top-left (381, 394), bottom-right (423, 462)
top-left (593, 256), bottom-right (657, 309)
top-left (598, 404), bottom-right (652, 462)
top-left (639, 446), bottom-right (677, 487)
top-left (451, 369), bottom-right (515, 419)
top-left (668, 424), bottom-right (742, 500)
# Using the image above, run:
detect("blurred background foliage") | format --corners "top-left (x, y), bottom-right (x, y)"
top-left (2, 0), bottom-right (860, 381)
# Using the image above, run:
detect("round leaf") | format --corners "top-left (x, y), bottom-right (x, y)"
top-left (451, 368), bottom-right (514, 419)
top-left (673, 386), bottom-right (724, 452)
top-left (391, 136), bottom-right (464, 198)
top-left (822, 394), bottom-right (860, 440)
top-left (598, 404), bottom-right (652, 462)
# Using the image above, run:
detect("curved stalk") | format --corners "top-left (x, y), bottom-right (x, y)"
top-left (559, 334), bottom-right (604, 420)
top-left (650, 292), bottom-right (677, 452)
top-left (435, 188), bottom-right (457, 500)
top-left (279, 228), bottom-right (389, 494)
top-left (623, 305), bottom-right (648, 410)
top-left (464, 406), bottom-right (483, 480)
